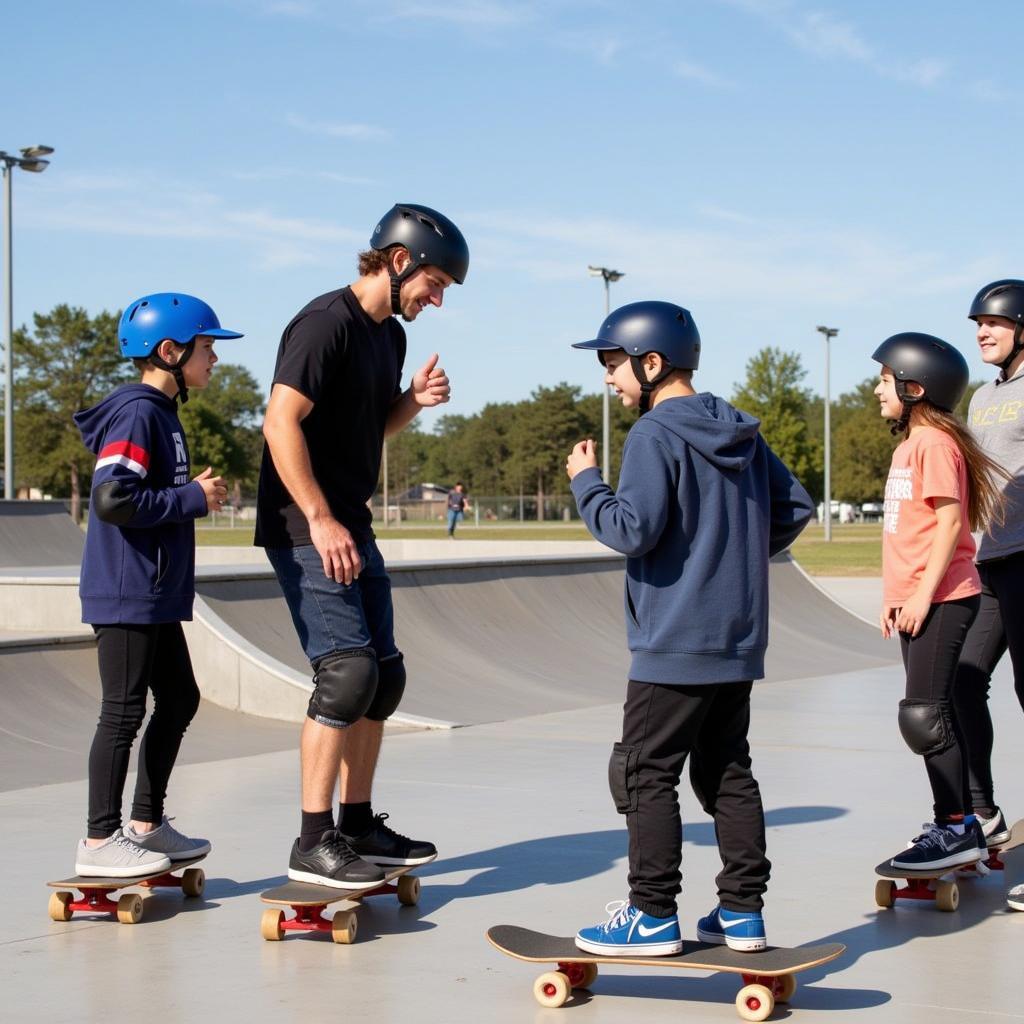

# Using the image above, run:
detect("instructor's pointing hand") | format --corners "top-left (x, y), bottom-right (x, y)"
top-left (412, 352), bottom-right (450, 408)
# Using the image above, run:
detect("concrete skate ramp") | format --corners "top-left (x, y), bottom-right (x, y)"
top-left (0, 500), bottom-right (84, 568)
top-left (0, 640), bottom-right (298, 792)
top-left (196, 553), bottom-right (897, 727)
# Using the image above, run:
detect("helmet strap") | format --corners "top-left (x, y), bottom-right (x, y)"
top-left (150, 341), bottom-right (195, 404)
top-left (387, 250), bottom-right (420, 322)
top-left (629, 355), bottom-right (675, 415)
top-left (998, 321), bottom-right (1024, 377)
top-left (890, 380), bottom-right (920, 436)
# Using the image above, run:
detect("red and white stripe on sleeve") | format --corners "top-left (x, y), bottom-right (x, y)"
top-left (95, 440), bottom-right (150, 478)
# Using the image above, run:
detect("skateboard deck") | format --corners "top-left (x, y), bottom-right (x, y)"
top-left (487, 925), bottom-right (844, 1021)
top-left (47, 855), bottom-right (207, 924)
top-left (259, 856), bottom-right (434, 943)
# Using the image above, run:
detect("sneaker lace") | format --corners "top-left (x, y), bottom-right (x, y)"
top-left (373, 813), bottom-right (410, 843)
top-left (112, 832), bottom-right (149, 860)
top-left (599, 900), bottom-right (632, 933)
top-left (323, 829), bottom-right (361, 865)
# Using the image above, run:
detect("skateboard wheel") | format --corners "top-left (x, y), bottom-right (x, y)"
top-left (48, 891), bottom-right (73, 922)
top-left (182, 868), bottom-right (205, 898)
top-left (261, 908), bottom-right (284, 941)
top-left (774, 973), bottom-right (797, 1003)
top-left (874, 879), bottom-right (896, 909)
top-left (533, 971), bottom-right (571, 1008)
top-left (736, 983), bottom-right (774, 1022)
top-left (116, 893), bottom-right (143, 925)
top-left (577, 963), bottom-right (599, 990)
top-left (397, 874), bottom-right (420, 907)
top-left (332, 909), bottom-right (357, 944)
top-left (935, 880), bottom-right (959, 912)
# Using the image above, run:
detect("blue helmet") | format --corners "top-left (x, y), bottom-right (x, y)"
top-left (118, 293), bottom-right (243, 358)
top-left (573, 301), bottom-right (701, 413)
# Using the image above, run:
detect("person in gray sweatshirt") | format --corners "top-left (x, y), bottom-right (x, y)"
top-left (954, 279), bottom-right (1024, 910)
top-left (566, 301), bottom-right (814, 956)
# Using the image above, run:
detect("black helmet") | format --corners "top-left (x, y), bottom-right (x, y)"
top-left (573, 301), bottom-right (700, 414)
top-left (968, 279), bottom-right (1024, 373)
top-left (968, 279), bottom-right (1024, 324)
top-left (871, 332), bottom-right (969, 413)
top-left (371, 204), bottom-right (468, 320)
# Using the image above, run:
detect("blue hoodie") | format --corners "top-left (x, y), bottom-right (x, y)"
top-left (570, 393), bottom-right (814, 685)
top-left (74, 383), bottom-right (208, 624)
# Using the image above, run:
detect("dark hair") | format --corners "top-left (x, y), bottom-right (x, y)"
top-left (908, 402), bottom-right (1010, 532)
top-left (357, 245), bottom-right (406, 277)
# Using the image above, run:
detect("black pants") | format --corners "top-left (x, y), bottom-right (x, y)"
top-left (954, 552), bottom-right (1024, 813)
top-left (87, 623), bottom-right (200, 838)
top-left (611, 680), bottom-right (770, 918)
top-left (899, 596), bottom-right (978, 820)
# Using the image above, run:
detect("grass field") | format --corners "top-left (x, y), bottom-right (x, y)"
top-left (195, 520), bottom-right (883, 577)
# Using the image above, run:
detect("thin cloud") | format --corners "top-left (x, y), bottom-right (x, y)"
top-left (377, 0), bottom-right (536, 29)
top-left (285, 113), bottom-right (390, 142)
top-left (673, 60), bottom-right (736, 90)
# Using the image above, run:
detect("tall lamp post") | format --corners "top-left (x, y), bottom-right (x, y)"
top-left (1, 145), bottom-right (54, 499)
top-left (816, 325), bottom-right (839, 542)
top-left (588, 265), bottom-right (624, 482)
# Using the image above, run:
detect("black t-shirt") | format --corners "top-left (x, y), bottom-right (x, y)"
top-left (255, 286), bottom-right (406, 547)
top-left (447, 491), bottom-right (466, 513)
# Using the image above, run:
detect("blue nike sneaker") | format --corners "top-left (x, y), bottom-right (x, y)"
top-left (696, 905), bottom-right (766, 952)
top-left (575, 900), bottom-right (682, 956)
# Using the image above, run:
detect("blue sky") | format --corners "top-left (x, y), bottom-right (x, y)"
top-left (3, 1), bottom-right (1018, 425)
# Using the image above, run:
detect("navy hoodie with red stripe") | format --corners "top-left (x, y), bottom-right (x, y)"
top-left (74, 383), bottom-right (207, 624)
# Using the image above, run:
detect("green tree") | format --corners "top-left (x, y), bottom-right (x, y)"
top-left (830, 378), bottom-right (898, 504)
top-left (178, 364), bottom-right (265, 501)
top-left (732, 347), bottom-right (820, 496)
top-left (13, 305), bottom-right (132, 519)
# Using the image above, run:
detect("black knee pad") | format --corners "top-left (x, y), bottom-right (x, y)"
top-left (308, 649), bottom-right (379, 729)
top-left (608, 742), bottom-right (639, 814)
top-left (365, 652), bottom-right (406, 721)
top-left (898, 698), bottom-right (953, 756)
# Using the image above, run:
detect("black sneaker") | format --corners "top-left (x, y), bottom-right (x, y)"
top-left (288, 829), bottom-right (386, 889)
top-left (891, 822), bottom-right (981, 872)
top-left (341, 813), bottom-right (437, 866)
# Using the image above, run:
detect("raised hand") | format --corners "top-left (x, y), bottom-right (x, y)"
top-left (411, 352), bottom-right (450, 408)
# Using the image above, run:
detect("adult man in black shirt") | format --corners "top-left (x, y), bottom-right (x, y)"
top-left (256, 204), bottom-right (469, 887)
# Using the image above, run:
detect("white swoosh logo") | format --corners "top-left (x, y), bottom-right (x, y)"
top-left (720, 918), bottom-right (757, 930)
top-left (636, 921), bottom-right (677, 937)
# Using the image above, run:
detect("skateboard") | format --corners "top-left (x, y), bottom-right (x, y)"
top-left (47, 855), bottom-right (206, 924)
top-left (259, 857), bottom-right (434, 944)
top-left (486, 925), bottom-right (844, 1022)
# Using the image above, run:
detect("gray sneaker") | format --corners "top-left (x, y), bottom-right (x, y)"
top-left (124, 817), bottom-right (211, 861)
top-left (1007, 884), bottom-right (1024, 912)
top-left (978, 808), bottom-right (1012, 847)
top-left (75, 829), bottom-right (172, 878)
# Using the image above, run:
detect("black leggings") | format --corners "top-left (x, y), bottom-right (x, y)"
top-left (87, 623), bottom-right (200, 838)
top-left (954, 552), bottom-right (1024, 813)
top-left (613, 680), bottom-right (770, 917)
top-left (900, 596), bottom-right (979, 821)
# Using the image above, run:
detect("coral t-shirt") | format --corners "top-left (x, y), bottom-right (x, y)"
top-left (881, 426), bottom-right (981, 605)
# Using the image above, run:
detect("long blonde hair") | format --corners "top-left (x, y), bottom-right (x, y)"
top-left (909, 402), bottom-right (1010, 533)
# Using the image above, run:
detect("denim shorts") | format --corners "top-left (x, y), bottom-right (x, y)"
top-left (266, 540), bottom-right (398, 667)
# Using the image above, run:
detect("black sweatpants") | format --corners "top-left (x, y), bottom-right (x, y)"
top-left (899, 596), bottom-right (978, 821)
top-left (954, 552), bottom-right (1024, 814)
top-left (87, 623), bottom-right (200, 838)
top-left (611, 679), bottom-right (770, 918)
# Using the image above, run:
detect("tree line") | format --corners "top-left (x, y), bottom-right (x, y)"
top-left (6, 305), bottom-right (984, 516)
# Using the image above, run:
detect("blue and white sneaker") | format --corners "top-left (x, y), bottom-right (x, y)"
top-left (574, 900), bottom-right (682, 956)
top-left (696, 905), bottom-right (767, 952)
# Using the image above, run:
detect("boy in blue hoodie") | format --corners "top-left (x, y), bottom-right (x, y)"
top-left (567, 301), bottom-right (814, 955)
top-left (72, 292), bottom-right (242, 878)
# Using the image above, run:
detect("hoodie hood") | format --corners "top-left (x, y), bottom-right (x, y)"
top-left (74, 384), bottom-right (175, 454)
top-left (639, 393), bottom-right (761, 471)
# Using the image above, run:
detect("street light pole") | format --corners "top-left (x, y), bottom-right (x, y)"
top-left (816, 325), bottom-right (839, 543)
top-left (1, 145), bottom-right (53, 500)
top-left (588, 265), bottom-right (624, 481)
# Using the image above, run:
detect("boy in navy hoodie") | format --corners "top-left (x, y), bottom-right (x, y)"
top-left (72, 292), bottom-right (241, 878)
top-left (567, 301), bottom-right (813, 955)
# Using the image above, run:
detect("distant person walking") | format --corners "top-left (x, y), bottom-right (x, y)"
top-left (446, 482), bottom-right (470, 538)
